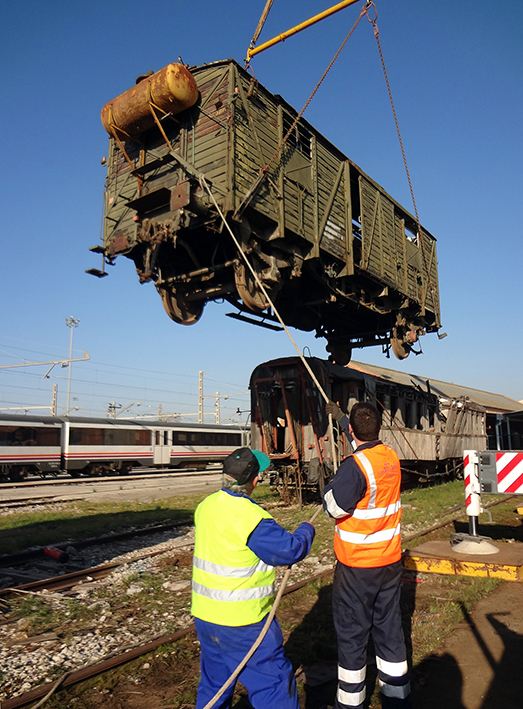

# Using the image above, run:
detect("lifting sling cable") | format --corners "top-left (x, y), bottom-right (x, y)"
top-left (235, 3), bottom-right (368, 220)
top-left (365, 3), bottom-right (437, 305)
top-left (246, 0), bottom-right (364, 62)
top-left (246, 0), bottom-right (275, 62)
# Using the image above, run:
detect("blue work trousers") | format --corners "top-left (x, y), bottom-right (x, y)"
top-left (194, 615), bottom-right (299, 709)
top-left (332, 561), bottom-right (411, 709)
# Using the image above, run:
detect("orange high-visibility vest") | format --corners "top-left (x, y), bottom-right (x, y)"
top-left (334, 444), bottom-right (402, 568)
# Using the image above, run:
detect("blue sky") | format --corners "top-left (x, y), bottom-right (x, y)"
top-left (1, 0), bottom-right (522, 422)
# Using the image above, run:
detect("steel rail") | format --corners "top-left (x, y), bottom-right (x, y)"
top-left (0, 567), bottom-right (335, 709)
top-left (0, 518), bottom-right (193, 570)
top-left (4, 493), bottom-right (523, 708)
top-left (0, 468), bottom-right (221, 490)
top-left (402, 494), bottom-right (522, 544)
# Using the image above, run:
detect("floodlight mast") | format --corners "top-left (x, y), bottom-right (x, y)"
top-left (65, 316), bottom-right (80, 415)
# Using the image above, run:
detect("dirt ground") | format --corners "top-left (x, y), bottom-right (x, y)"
top-left (413, 579), bottom-right (523, 709)
top-left (53, 574), bottom-right (523, 709)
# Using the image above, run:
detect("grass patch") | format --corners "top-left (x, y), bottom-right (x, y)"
top-left (3, 479), bottom-right (518, 708)
top-left (0, 495), bottom-right (207, 555)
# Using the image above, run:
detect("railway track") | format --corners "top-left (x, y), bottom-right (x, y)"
top-left (0, 518), bottom-right (193, 580)
top-left (2, 492), bottom-right (514, 592)
top-left (0, 467), bottom-right (221, 490)
top-left (0, 563), bottom-right (333, 709)
top-left (2, 493), bottom-right (521, 708)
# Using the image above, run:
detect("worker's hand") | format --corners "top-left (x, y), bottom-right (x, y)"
top-left (326, 400), bottom-right (344, 421)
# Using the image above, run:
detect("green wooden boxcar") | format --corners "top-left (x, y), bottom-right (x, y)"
top-left (91, 58), bottom-right (441, 363)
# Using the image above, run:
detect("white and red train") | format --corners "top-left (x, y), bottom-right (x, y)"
top-left (0, 414), bottom-right (246, 481)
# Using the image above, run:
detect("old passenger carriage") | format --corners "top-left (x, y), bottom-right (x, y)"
top-left (249, 357), bottom-right (520, 497)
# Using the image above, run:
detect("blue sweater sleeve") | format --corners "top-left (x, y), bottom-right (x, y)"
top-left (247, 518), bottom-right (315, 566)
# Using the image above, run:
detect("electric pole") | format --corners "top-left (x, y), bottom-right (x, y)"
top-left (65, 316), bottom-right (80, 415)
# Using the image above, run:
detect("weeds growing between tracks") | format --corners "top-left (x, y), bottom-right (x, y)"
top-left (2, 481), bottom-right (523, 707)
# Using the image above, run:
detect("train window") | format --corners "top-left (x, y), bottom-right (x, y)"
top-left (164, 431), bottom-right (169, 446)
top-left (189, 432), bottom-right (202, 445)
top-left (415, 403), bottom-right (423, 430)
top-left (69, 428), bottom-right (104, 445)
top-left (404, 402), bottom-right (412, 429)
top-left (389, 396), bottom-right (398, 423)
top-left (110, 430), bottom-right (151, 446)
top-left (155, 431), bottom-right (159, 445)
top-left (69, 428), bottom-right (150, 446)
top-left (35, 427), bottom-right (61, 446)
top-left (0, 425), bottom-right (61, 446)
top-left (134, 430), bottom-right (151, 446)
top-left (173, 432), bottom-right (188, 444)
top-left (227, 433), bottom-right (242, 446)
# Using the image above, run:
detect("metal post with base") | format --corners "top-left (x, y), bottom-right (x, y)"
top-left (450, 450), bottom-right (499, 555)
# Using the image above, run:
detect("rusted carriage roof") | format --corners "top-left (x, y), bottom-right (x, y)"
top-left (348, 361), bottom-right (521, 414)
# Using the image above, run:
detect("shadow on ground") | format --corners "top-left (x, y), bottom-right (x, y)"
top-left (0, 507), bottom-right (194, 557)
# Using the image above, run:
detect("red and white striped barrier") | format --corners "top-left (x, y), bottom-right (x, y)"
top-left (494, 452), bottom-right (523, 494)
top-left (464, 450), bottom-right (481, 517)
top-left (461, 449), bottom-right (523, 540)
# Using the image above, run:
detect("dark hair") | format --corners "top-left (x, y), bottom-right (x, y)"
top-left (349, 402), bottom-right (381, 441)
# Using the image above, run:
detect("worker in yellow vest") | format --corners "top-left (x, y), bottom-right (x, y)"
top-left (323, 402), bottom-right (411, 709)
top-left (191, 447), bottom-right (315, 709)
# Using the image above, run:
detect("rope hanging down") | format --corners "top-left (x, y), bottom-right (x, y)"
top-left (364, 2), bottom-right (437, 302)
top-left (200, 177), bottom-right (331, 408)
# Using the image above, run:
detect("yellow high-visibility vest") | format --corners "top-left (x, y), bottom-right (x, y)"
top-left (191, 490), bottom-right (276, 626)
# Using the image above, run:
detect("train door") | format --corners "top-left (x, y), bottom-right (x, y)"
top-left (153, 429), bottom-right (171, 465)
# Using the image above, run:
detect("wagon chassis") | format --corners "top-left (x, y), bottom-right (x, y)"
top-left (93, 59), bottom-right (441, 364)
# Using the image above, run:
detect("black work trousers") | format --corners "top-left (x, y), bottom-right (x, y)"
top-left (332, 560), bottom-right (411, 709)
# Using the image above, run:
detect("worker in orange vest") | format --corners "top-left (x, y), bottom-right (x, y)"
top-left (323, 401), bottom-right (411, 709)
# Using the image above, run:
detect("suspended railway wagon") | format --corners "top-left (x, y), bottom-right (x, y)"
top-left (250, 357), bottom-right (487, 494)
top-left (0, 415), bottom-right (245, 482)
top-left (90, 59), bottom-right (442, 364)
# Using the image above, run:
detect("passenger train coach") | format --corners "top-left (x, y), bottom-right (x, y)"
top-left (249, 357), bottom-right (522, 497)
top-left (0, 415), bottom-right (246, 481)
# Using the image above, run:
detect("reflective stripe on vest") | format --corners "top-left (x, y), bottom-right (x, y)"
top-left (191, 490), bottom-right (276, 626)
top-left (191, 580), bottom-right (274, 602)
top-left (335, 523), bottom-right (401, 545)
top-left (193, 556), bottom-right (273, 578)
top-left (351, 500), bottom-right (401, 520)
top-left (334, 445), bottom-right (402, 568)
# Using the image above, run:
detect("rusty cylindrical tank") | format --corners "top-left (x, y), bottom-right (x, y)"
top-left (101, 63), bottom-right (199, 137)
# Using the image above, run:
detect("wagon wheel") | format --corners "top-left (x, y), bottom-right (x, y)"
top-left (233, 261), bottom-right (280, 314)
top-left (9, 467), bottom-right (28, 482)
top-left (390, 327), bottom-right (418, 360)
top-left (326, 341), bottom-right (352, 366)
top-left (390, 336), bottom-right (411, 360)
top-left (158, 287), bottom-right (203, 325)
